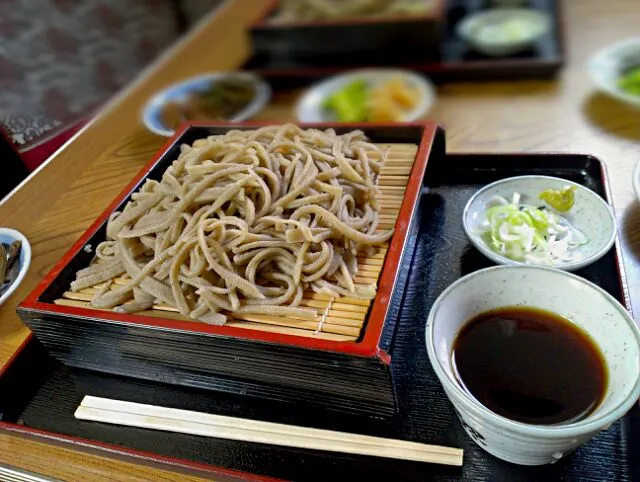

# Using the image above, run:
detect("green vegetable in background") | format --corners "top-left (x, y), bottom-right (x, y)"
top-left (539, 186), bottom-right (575, 212)
top-left (324, 80), bottom-right (368, 122)
top-left (618, 66), bottom-right (640, 96)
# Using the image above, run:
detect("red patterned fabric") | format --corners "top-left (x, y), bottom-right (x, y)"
top-left (19, 119), bottom-right (86, 172)
top-left (0, 0), bottom-right (182, 169)
top-left (0, 0), bottom-right (223, 173)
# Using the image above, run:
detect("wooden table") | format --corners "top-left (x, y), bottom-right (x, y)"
top-left (1, 0), bottom-right (639, 479)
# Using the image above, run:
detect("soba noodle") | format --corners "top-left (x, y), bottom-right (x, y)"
top-left (71, 124), bottom-right (392, 325)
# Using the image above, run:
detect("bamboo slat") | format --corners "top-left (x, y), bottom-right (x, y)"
top-left (56, 143), bottom-right (418, 342)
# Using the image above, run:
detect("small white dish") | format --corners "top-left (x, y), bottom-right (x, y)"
top-left (295, 69), bottom-right (435, 123)
top-left (456, 8), bottom-right (551, 57)
top-left (142, 72), bottom-right (272, 137)
top-left (588, 37), bottom-right (640, 108)
top-left (462, 176), bottom-right (617, 271)
top-left (0, 228), bottom-right (31, 306)
top-left (634, 159), bottom-right (640, 203)
top-left (425, 265), bottom-right (640, 465)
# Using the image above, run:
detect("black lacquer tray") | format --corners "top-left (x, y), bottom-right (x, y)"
top-left (245, 0), bottom-right (565, 85)
top-left (249, 0), bottom-right (444, 64)
top-left (2, 152), bottom-right (637, 481)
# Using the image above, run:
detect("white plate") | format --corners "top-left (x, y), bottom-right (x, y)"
top-left (295, 69), bottom-right (435, 123)
top-left (588, 37), bottom-right (640, 108)
top-left (0, 228), bottom-right (31, 306)
top-left (462, 175), bottom-right (617, 271)
top-left (142, 72), bottom-right (272, 137)
top-left (456, 8), bottom-right (551, 57)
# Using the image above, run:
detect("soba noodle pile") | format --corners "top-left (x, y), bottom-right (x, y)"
top-left (70, 124), bottom-right (392, 325)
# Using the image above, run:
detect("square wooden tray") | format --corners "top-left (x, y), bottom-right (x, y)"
top-left (17, 122), bottom-right (445, 416)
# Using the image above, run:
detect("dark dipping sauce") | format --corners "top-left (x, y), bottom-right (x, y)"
top-left (452, 307), bottom-right (607, 425)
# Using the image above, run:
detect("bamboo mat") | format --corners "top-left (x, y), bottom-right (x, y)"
top-left (55, 143), bottom-right (418, 342)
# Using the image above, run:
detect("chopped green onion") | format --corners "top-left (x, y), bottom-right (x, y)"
top-left (476, 191), bottom-right (588, 265)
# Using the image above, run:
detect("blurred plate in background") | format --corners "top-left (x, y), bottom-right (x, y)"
top-left (456, 7), bottom-right (551, 57)
top-left (142, 73), bottom-right (271, 136)
top-left (588, 38), bottom-right (640, 109)
top-left (295, 69), bottom-right (436, 123)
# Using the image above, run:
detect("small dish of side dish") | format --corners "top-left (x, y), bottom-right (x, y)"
top-left (588, 37), bottom-right (640, 108)
top-left (295, 69), bottom-right (435, 123)
top-left (463, 176), bottom-right (617, 271)
top-left (0, 228), bottom-right (30, 306)
top-left (456, 8), bottom-right (551, 57)
top-left (142, 73), bottom-right (271, 136)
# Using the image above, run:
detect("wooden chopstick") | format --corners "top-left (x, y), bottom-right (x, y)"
top-left (75, 396), bottom-right (463, 466)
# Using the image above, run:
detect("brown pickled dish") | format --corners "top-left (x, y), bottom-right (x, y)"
top-left (452, 307), bottom-right (607, 425)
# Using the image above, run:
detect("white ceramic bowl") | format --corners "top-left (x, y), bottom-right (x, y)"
top-left (0, 228), bottom-right (31, 306)
top-left (588, 37), bottom-right (640, 109)
top-left (634, 159), bottom-right (640, 203)
top-left (456, 8), bottom-right (551, 57)
top-left (142, 72), bottom-right (272, 137)
top-left (295, 69), bottom-right (435, 123)
top-left (425, 265), bottom-right (640, 466)
top-left (463, 176), bottom-right (617, 271)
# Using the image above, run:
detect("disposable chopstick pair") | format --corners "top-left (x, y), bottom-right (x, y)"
top-left (75, 396), bottom-right (463, 466)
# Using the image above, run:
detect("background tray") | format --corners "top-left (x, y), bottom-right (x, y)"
top-left (2, 152), bottom-right (637, 481)
top-left (249, 0), bottom-right (444, 62)
top-left (245, 0), bottom-right (565, 84)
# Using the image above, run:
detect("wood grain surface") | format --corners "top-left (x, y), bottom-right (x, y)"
top-left (0, 0), bottom-right (639, 480)
top-left (0, 432), bottom-right (210, 482)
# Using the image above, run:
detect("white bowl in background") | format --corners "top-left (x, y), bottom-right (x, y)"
top-left (634, 159), bottom-right (640, 203)
top-left (295, 69), bottom-right (436, 123)
top-left (457, 8), bottom-right (551, 57)
top-left (0, 228), bottom-right (31, 306)
top-left (142, 72), bottom-right (272, 137)
top-left (463, 175), bottom-right (617, 271)
top-left (425, 265), bottom-right (640, 465)
top-left (588, 37), bottom-right (640, 109)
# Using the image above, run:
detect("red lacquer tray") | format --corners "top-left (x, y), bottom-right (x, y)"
top-left (17, 122), bottom-right (445, 417)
